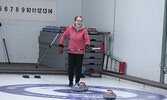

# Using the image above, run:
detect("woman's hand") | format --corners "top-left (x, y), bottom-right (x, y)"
top-left (58, 45), bottom-right (64, 54)
top-left (85, 45), bottom-right (91, 52)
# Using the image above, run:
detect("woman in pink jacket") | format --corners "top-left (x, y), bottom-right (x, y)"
top-left (58, 16), bottom-right (90, 87)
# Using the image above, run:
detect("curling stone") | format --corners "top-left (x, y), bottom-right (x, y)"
top-left (103, 90), bottom-right (116, 100)
top-left (71, 82), bottom-right (88, 92)
top-left (79, 82), bottom-right (88, 91)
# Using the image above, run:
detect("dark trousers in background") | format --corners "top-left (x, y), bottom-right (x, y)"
top-left (68, 53), bottom-right (84, 83)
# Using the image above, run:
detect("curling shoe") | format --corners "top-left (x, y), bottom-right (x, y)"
top-left (69, 81), bottom-right (73, 87)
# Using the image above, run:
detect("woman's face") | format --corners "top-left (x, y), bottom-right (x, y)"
top-left (74, 17), bottom-right (83, 28)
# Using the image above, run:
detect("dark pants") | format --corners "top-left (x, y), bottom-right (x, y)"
top-left (68, 53), bottom-right (84, 83)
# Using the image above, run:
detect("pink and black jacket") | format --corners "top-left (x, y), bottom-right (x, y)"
top-left (59, 24), bottom-right (90, 54)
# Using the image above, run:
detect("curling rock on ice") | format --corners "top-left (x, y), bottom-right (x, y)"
top-left (71, 82), bottom-right (88, 92)
top-left (103, 89), bottom-right (116, 100)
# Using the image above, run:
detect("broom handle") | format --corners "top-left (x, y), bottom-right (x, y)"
top-left (64, 47), bottom-right (100, 51)
top-left (64, 43), bottom-right (104, 53)
top-left (64, 49), bottom-right (85, 51)
top-left (91, 47), bottom-right (100, 50)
